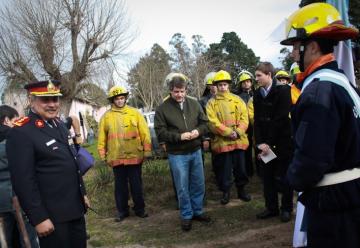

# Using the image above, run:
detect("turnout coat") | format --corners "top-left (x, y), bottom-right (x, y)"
top-left (6, 112), bottom-right (86, 226)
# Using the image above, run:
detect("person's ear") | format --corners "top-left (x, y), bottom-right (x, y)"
top-left (3, 116), bottom-right (10, 125)
top-left (3, 116), bottom-right (16, 127)
top-left (308, 41), bottom-right (320, 55)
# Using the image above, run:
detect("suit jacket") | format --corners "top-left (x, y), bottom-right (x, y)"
top-left (6, 111), bottom-right (86, 226)
top-left (253, 82), bottom-right (293, 159)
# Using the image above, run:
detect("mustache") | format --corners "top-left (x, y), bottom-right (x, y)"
top-left (44, 108), bottom-right (58, 111)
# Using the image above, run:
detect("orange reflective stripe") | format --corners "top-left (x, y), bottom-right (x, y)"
top-left (212, 143), bottom-right (249, 154)
top-left (107, 131), bottom-right (139, 140)
top-left (238, 122), bottom-right (248, 131)
top-left (215, 124), bottom-right (229, 135)
top-left (143, 143), bottom-right (151, 151)
top-left (109, 158), bottom-right (144, 166)
top-left (222, 119), bottom-right (239, 126)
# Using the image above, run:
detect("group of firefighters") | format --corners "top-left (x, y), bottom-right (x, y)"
top-left (1, 2), bottom-right (360, 247)
top-left (97, 3), bottom-right (360, 247)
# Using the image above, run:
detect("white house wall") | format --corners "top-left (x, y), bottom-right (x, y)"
top-left (68, 100), bottom-right (109, 137)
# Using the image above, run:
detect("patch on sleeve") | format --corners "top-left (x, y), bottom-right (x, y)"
top-left (13, 116), bottom-right (30, 127)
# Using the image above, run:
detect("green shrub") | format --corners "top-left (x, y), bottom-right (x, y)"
top-left (85, 161), bottom-right (116, 217)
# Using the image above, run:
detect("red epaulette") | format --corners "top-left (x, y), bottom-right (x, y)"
top-left (13, 116), bottom-right (30, 127)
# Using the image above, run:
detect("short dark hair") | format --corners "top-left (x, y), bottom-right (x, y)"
top-left (255, 62), bottom-right (274, 77)
top-left (168, 76), bottom-right (188, 91)
top-left (309, 38), bottom-right (338, 55)
top-left (0, 105), bottom-right (19, 123)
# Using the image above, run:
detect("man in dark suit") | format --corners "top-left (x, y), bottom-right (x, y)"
top-left (6, 80), bottom-right (89, 247)
top-left (253, 62), bottom-right (293, 223)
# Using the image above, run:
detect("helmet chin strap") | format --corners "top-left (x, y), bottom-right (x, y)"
top-left (299, 44), bottom-right (306, 72)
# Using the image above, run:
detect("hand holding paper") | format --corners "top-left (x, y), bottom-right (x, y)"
top-left (257, 144), bottom-right (277, 164)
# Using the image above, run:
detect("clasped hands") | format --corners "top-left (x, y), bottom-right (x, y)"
top-left (181, 129), bottom-right (199, 141)
top-left (228, 131), bottom-right (238, 140)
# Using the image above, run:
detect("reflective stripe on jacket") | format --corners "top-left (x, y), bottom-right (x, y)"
top-left (97, 105), bottom-right (151, 166)
top-left (206, 91), bottom-right (249, 154)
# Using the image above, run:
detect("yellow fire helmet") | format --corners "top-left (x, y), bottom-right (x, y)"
top-left (213, 70), bottom-right (232, 84)
top-left (204, 72), bottom-right (217, 85)
top-left (281, 3), bottom-right (359, 45)
top-left (238, 70), bottom-right (254, 84)
top-left (275, 70), bottom-right (290, 80)
top-left (108, 86), bottom-right (129, 99)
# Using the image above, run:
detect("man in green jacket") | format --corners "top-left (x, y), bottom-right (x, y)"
top-left (154, 73), bottom-right (211, 231)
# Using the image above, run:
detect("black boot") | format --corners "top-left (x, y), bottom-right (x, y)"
top-left (237, 187), bottom-right (251, 202)
top-left (220, 190), bottom-right (230, 205)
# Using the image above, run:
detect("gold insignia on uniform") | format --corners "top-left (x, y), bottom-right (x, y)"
top-left (47, 80), bottom-right (56, 93)
top-left (13, 117), bottom-right (30, 127)
top-left (35, 119), bottom-right (45, 128)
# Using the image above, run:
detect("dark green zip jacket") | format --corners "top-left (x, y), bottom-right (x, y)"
top-left (154, 96), bottom-right (208, 155)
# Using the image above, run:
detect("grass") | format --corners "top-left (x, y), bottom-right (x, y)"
top-left (82, 140), bottom-right (100, 160)
top-left (83, 143), bottom-right (284, 247)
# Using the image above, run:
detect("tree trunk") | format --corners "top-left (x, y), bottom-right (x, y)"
top-left (60, 98), bottom-right (73, 116)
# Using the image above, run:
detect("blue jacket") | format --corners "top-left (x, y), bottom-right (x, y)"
top-left (287, 61), bottom-right (360, 211)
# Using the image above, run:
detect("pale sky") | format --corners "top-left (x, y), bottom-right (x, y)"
top-left (125, 0), bottom-right (300, 68)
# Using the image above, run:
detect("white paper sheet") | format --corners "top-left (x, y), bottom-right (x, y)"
top-left (259, 148), bottom-right (277, 163)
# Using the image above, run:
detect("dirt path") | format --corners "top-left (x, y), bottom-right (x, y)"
top-left (88, 198), bottom-right (295, 248)
top-left (176, 221), bottom-right (294, 248)
top-left (96, 222), bottom-right (294, 248)
top-left (86, 173), bottom-right (297, 248)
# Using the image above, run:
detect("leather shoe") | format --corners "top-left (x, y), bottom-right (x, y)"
top-left (181, 219), bottom-right (192, 231)
top-left (256, 210), bottom-right (279, 219)
top-left (237, 188), bottom-right (251, 202)
top-left (280, 211), bottom-right (291, 222)
top-left (114, 213), bottom-right (129, 222)
top-left (220, 191), bottom-right (230, 205)
top-left (135, 211), bottom-right (149, 218)
top-left (192, 213), bottom-right (211, 223)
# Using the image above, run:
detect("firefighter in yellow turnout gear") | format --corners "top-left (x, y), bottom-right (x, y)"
top-left (206, 70), bottom-right (251, 204)
top-left (98, 86), bottom-right (151, 222)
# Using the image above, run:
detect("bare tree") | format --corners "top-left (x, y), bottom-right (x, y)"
top-left (0, 0), bottom-right (134, 113)
top-left (169, 34), bottom-right (223, 99)
top-left (169, 33), bottom-right (192, 77)
top-left (189, 35), bottom-right (223, 99)
top-left (128, 44), bottom-right (171, 111)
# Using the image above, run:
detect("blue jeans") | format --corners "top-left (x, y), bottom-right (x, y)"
top-left (168, 149), bottom-right (205, 220)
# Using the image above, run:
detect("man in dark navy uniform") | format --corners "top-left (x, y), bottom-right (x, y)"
top-left (281, 3), bottom-right (360, 247)
top-left (6, 80), bottom-right (89, 247)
